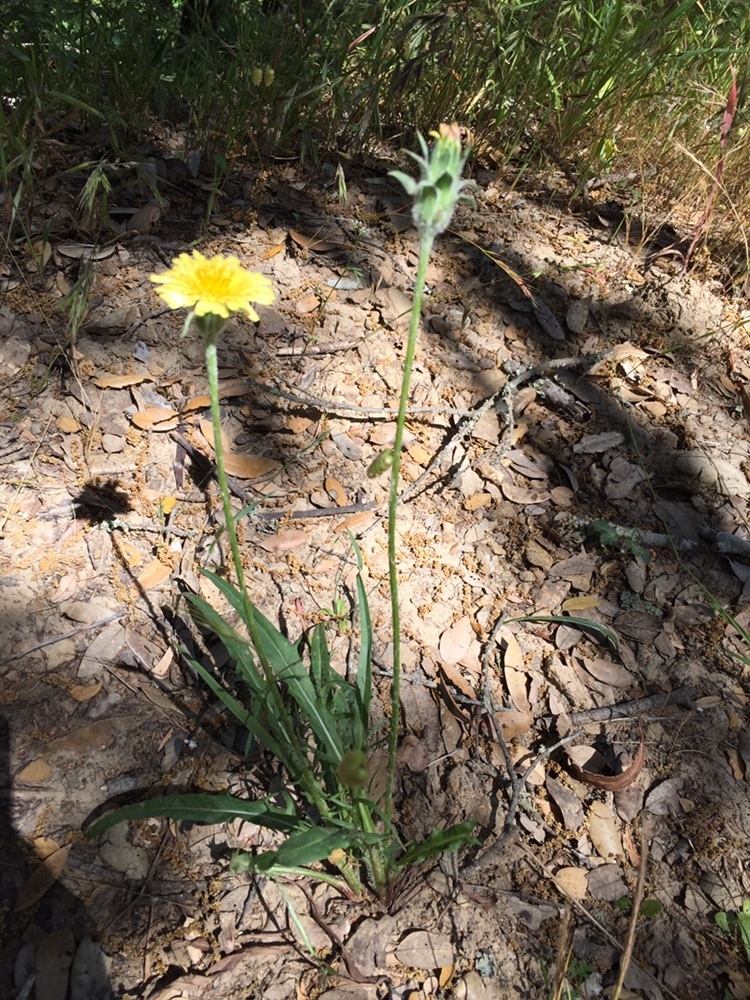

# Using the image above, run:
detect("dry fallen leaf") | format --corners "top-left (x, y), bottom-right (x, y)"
top-left (288, 416), bottom-right (312, 434)
top-left (56, 416), bottom-right (81, 433)
top-left (325, 475), bottom-right (347, 506)
top-left (644, 777), bottom-right (684, 817)
top-left (17, 758), bottom-right (53, 783)
top-left (335, 510), bottom-right (377, 534)
top-left (117, 536), bottom-right (143, 568)
top-left (152, 647), bottom-right (174, 678)
top-left (439, 616), bottom-right (474, 665)
top-left (504, 665), bottom-right (531, 714)
top-left (14, 844), bottom-right (72, 911)
top-left (198, 418), bottom-right (230, 452)
top-left (493, 709), bottom-right (533, 739)
top-left (562, 595), bottom-right (600, 612)
top-left (578, 655), bottom-right (635, 689)
top-left (289, 229), bottom-right (342, 253)
top-left (587, 800), bottom-right (623, 859)
top-left (70, 936), bottom-right (111, 1000)
top-left (222, 454), bottom-right (281, 480)
top-left (545, 775), bottom-right (584, 830)
top-left (554, 866), bottom-right (588, 901)
top-left (263, 244), bottom-right (285, 259)
top-left (586, 863), bottom-right (628, 902)
top-left (438, 661), bottom-right (477, 701)
top-left (393, 930), bottom-right (454, 970)
top-left (132, 406), bottom-right (179, 430)
top-left (134, 558), bottom-right (172, 593)
top-left (94, 373), bottom-right (150, 389)
top-left (34, 837), bottom-right (62, 860)
top-left (70, 680), bottom-right (103, 702)
top-left (500, 481), bottom-right (552, 505)
top-left (217, 378), bottom-right (248, 398)
top-left (296, 293), bottom-right (320, 314)
top-left (78, 621), bottom-right (127, 678)
top-left (498, 628), bottom-right (524, 669)
top-left (127, 200), bottom-right (162, 233)
top-left (183, 393), bottom-right (211, 412)
top-left (57, 242), bottom-right (115, 261)
top-left (256, 529), bottom-right (310, 554)
top-left (35, 928), bottom-right (75, 1000)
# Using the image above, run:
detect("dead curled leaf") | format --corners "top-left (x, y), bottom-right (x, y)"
top-left (567, 732), bottom-right (645, 791)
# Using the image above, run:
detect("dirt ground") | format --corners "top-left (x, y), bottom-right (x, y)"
top-left (3, 147), bottom-right (750, 1000)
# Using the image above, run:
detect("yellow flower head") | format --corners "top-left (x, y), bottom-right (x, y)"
top-left (150, 251), bottom-right (275, 321)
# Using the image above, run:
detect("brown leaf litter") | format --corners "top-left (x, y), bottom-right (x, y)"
top-left (2, 155), bottom-right (750, 1000)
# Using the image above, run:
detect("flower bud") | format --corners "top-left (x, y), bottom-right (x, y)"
top-left (390, 123), bottom-right (475, 240)
top-left (337, 749), bottom-right (369, 789)
top-left (367, 449), bottom-right (394, 478)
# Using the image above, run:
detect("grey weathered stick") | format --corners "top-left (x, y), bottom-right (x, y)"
top-left (540, 686), bottom-right (695, 727)
top-left (461, 729), bottom-right (581, 875)
top-left (400, 351), bottom-right (613, 503)
top-left (244, 374), bottom-right (472, 418)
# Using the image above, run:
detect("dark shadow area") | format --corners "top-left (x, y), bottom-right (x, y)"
top-left (0, 715), bottom-right (112, 998)
top-left (72, 480), bottom-right (135, 525)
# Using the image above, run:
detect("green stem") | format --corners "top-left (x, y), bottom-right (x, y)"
top-left (203, 325), bottom-right (329, 819)
top-left (265, 863), bottom-right (357, 896)
top-left (204, 331), bottom-right (251, 614)
top-left (384, 234), bottom-right (434, 824)
top-left (354, 794), bottom-right (387, 895)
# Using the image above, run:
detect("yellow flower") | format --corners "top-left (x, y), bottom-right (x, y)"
top-left (150, 251), bottom-right (275, 321)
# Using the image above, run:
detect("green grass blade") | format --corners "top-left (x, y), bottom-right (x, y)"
top-left (200, 568), bottom-right (345, 761)
top-left (398, 821), bottom-right (478, 868)
top-left (184, 592), bottom-right (264, 693)
top-left (354, 555), bottom-right (373, 752)
top-left (187, 654), bottom-right (293, 767)
top-left (87, 790), bottom-right (301, 839)
top-left (507, 614), bottom-right (621, 654)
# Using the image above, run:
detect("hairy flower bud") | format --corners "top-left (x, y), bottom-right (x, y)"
top-left (390, 123), bottom-right (475, 239)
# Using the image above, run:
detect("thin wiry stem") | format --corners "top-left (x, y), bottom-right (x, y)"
top-left (384, 233), bottom-right (434, 824)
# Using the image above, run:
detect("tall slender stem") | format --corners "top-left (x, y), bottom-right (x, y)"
top-left (384, 234), bottom-right (434, 823)
top-left (204, 326), bottom-right (328, 817)
top-left (204, 331), bottom-right (250, 607)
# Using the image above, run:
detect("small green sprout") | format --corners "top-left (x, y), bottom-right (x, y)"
top-left (715, 900), bottom-right (750, 962)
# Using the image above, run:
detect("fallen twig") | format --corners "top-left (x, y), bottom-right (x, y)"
top-left (518, 844), bottom-right (683, 1000)
top-left (612, 826), bottom-right (649, 1000)
top-left (244, 374), bottom-right (473, 419)
top-left (541, 686), bottom-right (695, 727)
top-left (276, 339), bottom-right (365, 357)
top-left (461, 722), bottom-right (582, 875)
top-left (0, 611), bottom-right (128, 667)
top-left (400, 351), bottom-right (612, 504)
